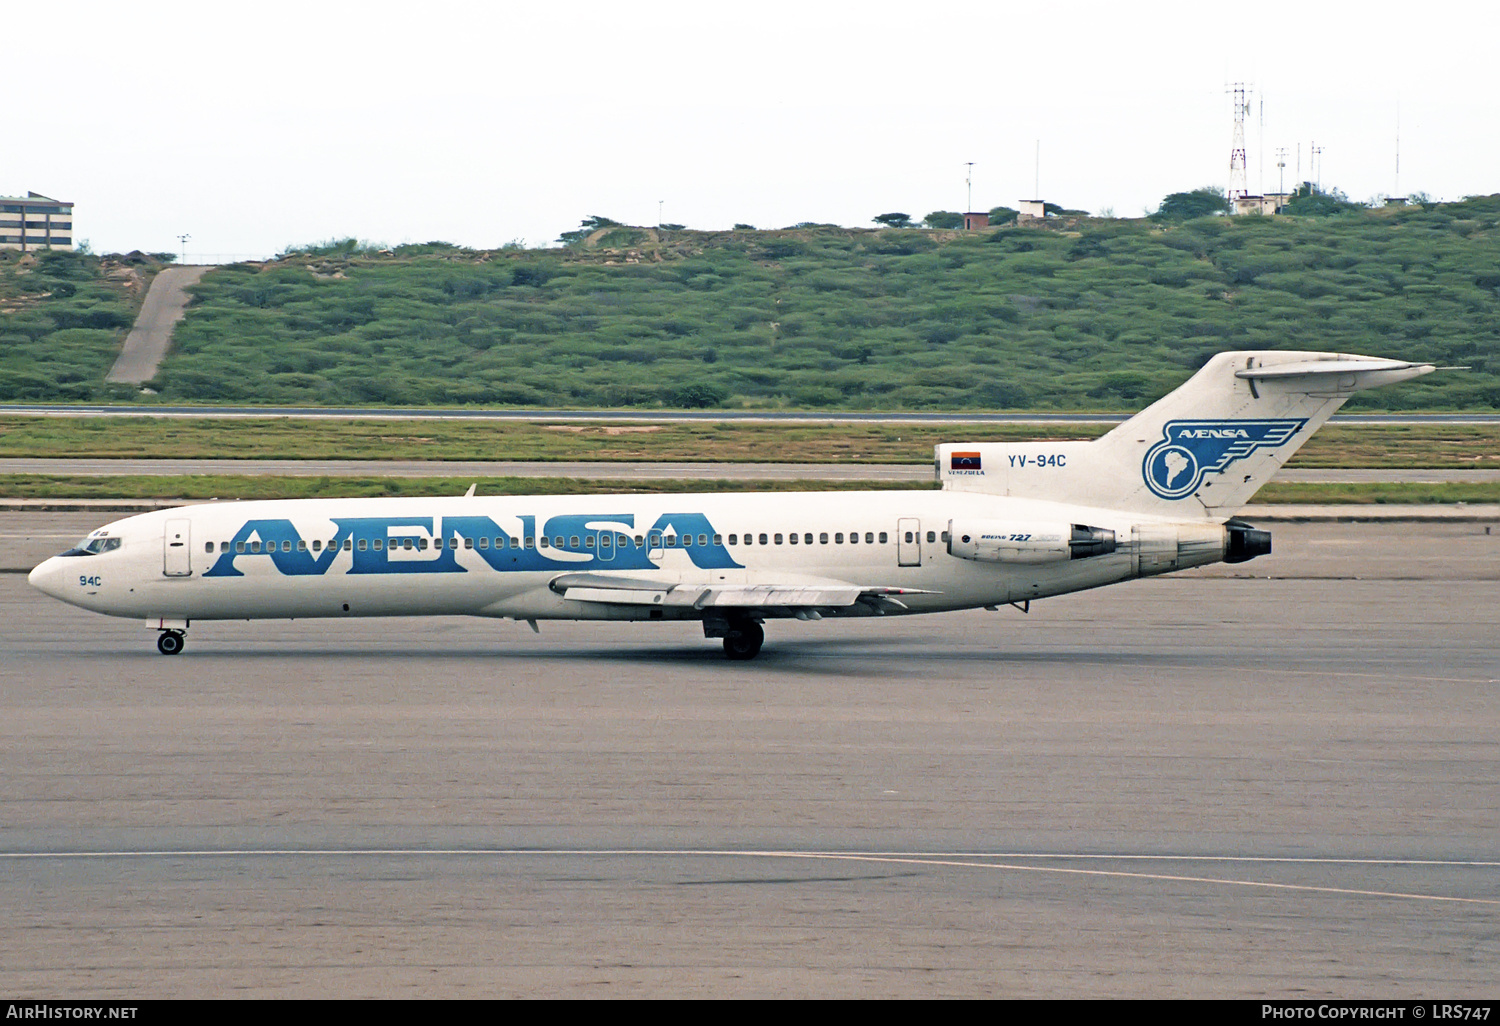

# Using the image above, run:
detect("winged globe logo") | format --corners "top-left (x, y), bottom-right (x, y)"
top-left (1142, 419), bottom-right (1306, 499)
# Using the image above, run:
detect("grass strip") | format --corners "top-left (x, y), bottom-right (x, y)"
top-left (0, 417), bottom-right (1496, 469)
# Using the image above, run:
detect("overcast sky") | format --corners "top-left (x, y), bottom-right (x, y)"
top-left (9, 0), bottom-right (1495, 258)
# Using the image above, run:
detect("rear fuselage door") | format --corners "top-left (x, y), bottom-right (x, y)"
top-left (164, 518), bottom-right (192, 577)
top-left (897, 517), bottom-right (922, 566)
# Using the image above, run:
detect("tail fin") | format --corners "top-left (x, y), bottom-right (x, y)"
top-left (937, 351), bottom-right (1435, 519)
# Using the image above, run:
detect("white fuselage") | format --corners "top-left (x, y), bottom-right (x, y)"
top-left (27, 489), bottom-right (1221, 626)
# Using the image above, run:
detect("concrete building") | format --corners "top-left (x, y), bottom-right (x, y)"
top-left (1017, 199), bottom-right (1047, 221)
top-left (962, 211), bottom-right (990, 230)
top-left (0, 192), bottom-right (73, 251)
top-left (1233, 193), bottom-right (1292, 216)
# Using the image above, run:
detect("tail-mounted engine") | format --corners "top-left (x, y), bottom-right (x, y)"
top-left (948, 521), bottom-right (1118, 565)
top-left (1224, 518), bottom-right (1273, 563)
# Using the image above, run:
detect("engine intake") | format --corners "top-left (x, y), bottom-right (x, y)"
top-left (948, 521), bottom-right (1118, 565)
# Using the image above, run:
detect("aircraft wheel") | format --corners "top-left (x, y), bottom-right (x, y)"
top-left (156, 631), bottom-right (186, 656)
top-left (722, 621), bottom-right (764, 661)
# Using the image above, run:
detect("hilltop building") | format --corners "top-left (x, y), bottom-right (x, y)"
top-left (1017, 199), bottom-right (1047, 221)
top-left (0, 192), bottom-right (73, 251)
top-left (1233, 193), bottom-right (1293, 216)
top-left (962, 211), bottom-right (989, 230)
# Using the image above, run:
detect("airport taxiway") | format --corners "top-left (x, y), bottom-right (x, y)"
top-left (1, 516), bottom-right (1496, 997)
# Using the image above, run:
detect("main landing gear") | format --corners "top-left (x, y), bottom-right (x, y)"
top-left (721, 620), bottom-right (764, 661)
top-left (156, 630), bottom-right (186, 656)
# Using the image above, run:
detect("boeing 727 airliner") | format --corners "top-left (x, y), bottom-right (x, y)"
top-left (29, 350), bottom-right (1434, 659)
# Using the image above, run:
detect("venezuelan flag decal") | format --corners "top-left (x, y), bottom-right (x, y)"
top-left (950, 451), bottom-right (982, 471)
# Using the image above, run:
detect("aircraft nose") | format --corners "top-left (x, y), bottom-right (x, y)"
top-left (28, 557), bottom-right (69, 600)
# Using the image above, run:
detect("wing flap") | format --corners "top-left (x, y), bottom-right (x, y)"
top-left (550, 572), bottom-right (934, 612)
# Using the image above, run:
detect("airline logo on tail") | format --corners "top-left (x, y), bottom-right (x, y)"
top-left (1142, 419), bottom-right (1306, 499)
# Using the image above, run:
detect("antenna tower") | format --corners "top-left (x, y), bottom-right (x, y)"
top-left (1227, 83), bottom-right (1250, 200)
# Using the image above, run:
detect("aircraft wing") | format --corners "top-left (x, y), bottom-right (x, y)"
top-left (548, 572), bottom-right (935, 613)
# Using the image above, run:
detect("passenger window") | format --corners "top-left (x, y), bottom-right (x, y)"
top-left (728, 534), bottom-right (737, 545)
top-left (941, 531), bottom-right (951, 542)
top-left (820, 533), bottom-right (828, 544)
top-left (204, 542), bottom-right (213, 553)
top-left (926, 531), bottom-right (936, 543)
top-left (650, 533), bottom-right (662, 547)
top-left (666, 535), bottom-right (677, 547)
top-left (524, 537), bottom-right (535, 548)
top-left (774, 534), bottom-right (783, 545)
top-left (539, 537), bottom-right (549, 548)
top-left (343, 539), bottom-right (352, 551)
top-left (804, 533), bottom-right (812, 545)
top-left (358, 539), bottom-right (368, 551)
top-left (634, 535), bottom-right (644, 547)
top-left (698, 534), bottom-right (707, 547)
top-left (297, 540), bottom-right (307, 552)
top-left (849, 532), bottom-right (858, 544)
top-left (759, 533), bottom-right (768, 545)
top-left (374, 539), bottom-right (383, 551)
top-left (878, 532), bottom-right (887, 544)
top-left (569, 536), bottom-right (580, 548)
top-left (789, 533), bottom-right (798, 545)
top-left (601, 535), bottom-right (611, 547)
top-left (554, 536), bottom-right (564, 548)
top-left (865, 532), bottom-right (874, 544)
top-left (313, 540), bottom-right (322, 552)
top-left (282, 540), bottom-right (292, 552)
top-left (904, 531), bottom-right (913, 543)
top-left (835, 533), bottom-right (843, 544)
top-left (236, 541), bottom-right (245, 553)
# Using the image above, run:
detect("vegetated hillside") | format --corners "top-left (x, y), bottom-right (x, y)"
top-left (11, 199), bottom-right (1500, 409)
top-left (0, 249), bottom-right (158, 401)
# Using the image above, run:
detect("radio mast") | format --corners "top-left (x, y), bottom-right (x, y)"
top-left (1228, 82), bottom-right (1251, 200)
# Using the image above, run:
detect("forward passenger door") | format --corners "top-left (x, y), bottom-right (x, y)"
top-left (163, 519), bottom-right (192, 577)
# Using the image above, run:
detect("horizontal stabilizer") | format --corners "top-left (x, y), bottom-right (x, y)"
top-left (1234, 357), bottom-right (1434, 393)
top-left (1235, 358), bottom-right (1424, 379)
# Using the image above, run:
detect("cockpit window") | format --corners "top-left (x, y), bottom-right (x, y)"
top-left (60, 536), bottom-right (123, 557)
